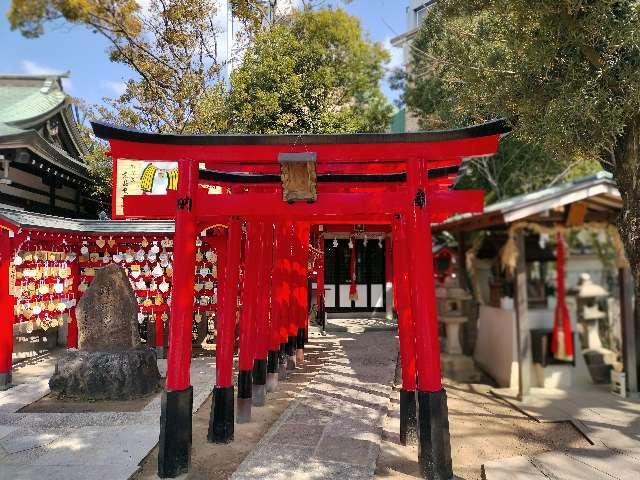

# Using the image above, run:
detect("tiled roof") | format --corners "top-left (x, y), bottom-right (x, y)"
top-left (0, 122), bottom-right (26, 137)
top-left (0, 204), bottom-right (175, 234)
top-left (438, 171), bottom-right (621, 230)
top-left (0, 75), bottom-right (67, 128)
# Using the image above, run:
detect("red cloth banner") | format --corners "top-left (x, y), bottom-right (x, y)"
top-left (349, 236), bottom-right (358, 302)
top-left (551, 232), bottom-right (574, 361)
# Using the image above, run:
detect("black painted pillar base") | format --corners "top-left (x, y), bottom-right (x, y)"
top-left (252, 358), bottom-right (267, 406)
top-left (400, 389), bottom-right (418, 446)
top-left (416, 389), bottom-right (453, 480)
top-left (208, 386), bottom-right (234, 443)
top-left (286, 336), bottom-right (297, 370)
top-left (158, 386), bottom-right (193, 478)
top-left (278, 343), bottom-right (288, 380)
top-left (296, 328), bottom-right (305, 363)
top-left (237, 370), bottom-right (252, 423)
top-left (267, 350), bottom-right (279, 392)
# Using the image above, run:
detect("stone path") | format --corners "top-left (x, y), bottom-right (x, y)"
top-left (483, 387), bottom-right (640, 479)
top-left (325, 317), bottom-right (397, 333)
top-left (0, 354), bottom-right (217, 480)
top-left (231, 330), bottom-right (398, 480)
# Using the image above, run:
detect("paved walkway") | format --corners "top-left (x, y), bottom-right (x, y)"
top-left (0, 354), bottom-right (217, 480)
top-left (483, 387), bottom-right (640, 479)
top-left (325, 316), bottom-right (397, 333)
top-left (231, 330), bottom-right (398, 480)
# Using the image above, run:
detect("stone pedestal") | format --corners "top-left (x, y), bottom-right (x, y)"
top-left (49, 265), bottom-right (161, 400)
top-left (440, 315), bottom-right (465, 355)
top-left (50, 348), bottom-right (160, 400)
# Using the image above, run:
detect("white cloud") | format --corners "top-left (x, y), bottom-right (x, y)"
top-left (103, 80), bottom-right (127, 97)
top-left (20, 60), bottom-right (73, 91)
top-left (383, 37), bottom-right (404, 71)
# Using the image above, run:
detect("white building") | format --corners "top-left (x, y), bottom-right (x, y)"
top-left (390, 1), bottom-right (436, 133)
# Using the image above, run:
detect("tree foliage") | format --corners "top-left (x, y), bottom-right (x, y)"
top-left (408, 1), bottom-right (640, 156)
top-left (406, 0), bottom-right (640, 303)
top-left (226, 8), bottom-right (392, 134)
top-left (8, 0), bottom-right (235, 133)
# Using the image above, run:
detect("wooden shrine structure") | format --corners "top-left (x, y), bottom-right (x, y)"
top-left (92, 119), bottom-right (510, 479)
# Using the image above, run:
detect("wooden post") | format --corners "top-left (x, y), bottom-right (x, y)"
top-left (209, 218), bottom-right (242, 443)
top-left (406, 158), bottom-right (453, 480)
top-left (295, 223), bottom-right (310, 364)
top-left (316, 231), bottom-right (325, 331)
top-left (285, 223), bottom-right (297, 370)
top-left (514, 229), bottom-right (531, 400)
top-left (267, 223), bottom-right (282, 391)
top-left (392, 215), bottom-right (418, 445)
top-left (275, 222), bottom-right (291, 378)
top-left (158, 158), bottom-right (199, 478)
top-left (385, 230), bottom-right (394, 319)
top-left (66, 258), bottom-right (81, 350)
top-left (237, 221), bottom-right (261, 422)
top-left (620, 267), bottom-right (638, 396)
top-left (0, 231), bottom-right (14, 390)
top-left (253, 222), bottom-right (271, 404)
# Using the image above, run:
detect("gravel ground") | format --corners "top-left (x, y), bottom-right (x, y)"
top-left (375, 368), bottom-right (590, 480)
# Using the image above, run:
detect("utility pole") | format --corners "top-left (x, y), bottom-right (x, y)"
top-left (226, 0), bottom-right (234, 78)
top-left (269, 0), bottom-right (278, 25)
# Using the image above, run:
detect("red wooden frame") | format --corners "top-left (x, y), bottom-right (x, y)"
top-left (92, 120), bottom-right (509, 474)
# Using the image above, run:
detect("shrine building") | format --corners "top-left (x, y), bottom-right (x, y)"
top-left (0, 73), bottom-right (106, 217)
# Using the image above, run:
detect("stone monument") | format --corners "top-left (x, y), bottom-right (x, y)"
top-left (49, 265), bottom-right (161, 400)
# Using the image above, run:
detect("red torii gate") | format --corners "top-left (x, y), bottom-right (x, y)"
top-left (93, 120), bottom-right (509, 480)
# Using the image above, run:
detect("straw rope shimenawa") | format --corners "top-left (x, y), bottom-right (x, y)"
top-left (464, 222), bottom-right (627, 304)
top-left (499, 222), bottom-right (627, 275)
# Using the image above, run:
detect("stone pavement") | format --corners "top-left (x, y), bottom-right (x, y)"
top-left (231, 330), bottom-right (398, 480)
top-left (0, 353), bottom-right (217, 480)
top-left (483, 386), bottom-right (640, 479)
top-left (324, 316), bottom-right (397, 333)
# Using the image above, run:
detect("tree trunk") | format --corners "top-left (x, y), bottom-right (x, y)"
top-left (610, 113), bottom-right (640, 383)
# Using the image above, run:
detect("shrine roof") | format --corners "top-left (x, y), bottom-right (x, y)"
top-left (0, 204), bottom-right (174, 234)
top-left (0, 74), bottom-right (89, 179)
top-left (0, 74), bottom-right (67, 127)
top-left (92, 119), bottom-right (510, 146)
top-left (436, 171), bottom-right (620, 231)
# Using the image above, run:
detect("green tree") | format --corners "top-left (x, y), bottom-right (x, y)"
top-left (226, 7), bottom-right (393, 134)
top-left (405, 1), bottom-right (640, 286)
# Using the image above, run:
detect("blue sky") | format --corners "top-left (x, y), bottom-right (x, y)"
top-left (0, 0), bottom-right (407, 109)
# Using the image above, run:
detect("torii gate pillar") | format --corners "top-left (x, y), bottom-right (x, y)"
top-left (407, 159), bottom-right (453, 479)
top-left (392, 215), bottom-right (418, 446)
top-left (158, 159), bottom-right (199, 478)
top-left (0, 231), bottom-right (14, 390)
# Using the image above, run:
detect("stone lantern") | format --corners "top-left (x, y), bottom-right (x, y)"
top-left (571, 273), bottom-right (616, 384)
top-left (573, 273), bottom-right (608, 350)
top-left (436, 276), bottom-right (472, 355)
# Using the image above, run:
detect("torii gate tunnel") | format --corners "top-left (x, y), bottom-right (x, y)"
top-left (93, 119), bottom-right (509, 479)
